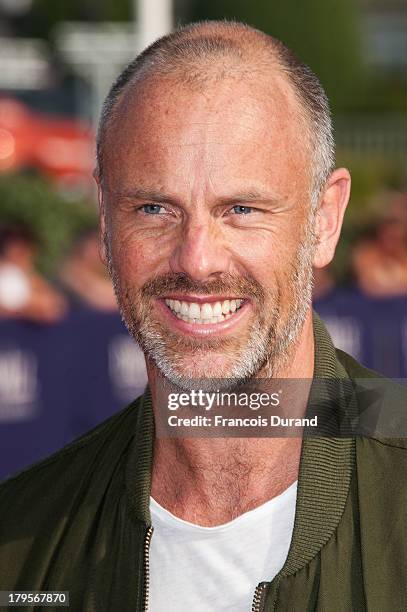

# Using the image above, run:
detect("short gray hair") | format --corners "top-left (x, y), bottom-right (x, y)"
top-left (96, 20), bottom-right (335, 206)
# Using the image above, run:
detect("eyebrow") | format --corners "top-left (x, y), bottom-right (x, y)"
top-left (118, 188), bottom-right (178, 205)
top-left (218, 190), bottom-right (279, 205)
top-left (117, 187), bottom-right (281, 207)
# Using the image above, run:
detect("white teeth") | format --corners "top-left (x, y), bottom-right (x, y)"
top-left (213, 302), bottom-right (222, 316)
top-left (189, 302), bottom-right (200, 319)
top-left (201, 303), bottom-right (213, 319)
top-left (165, 297), bottom-right (244, 323)
top-left (222, 300), bottom-right (230, 314)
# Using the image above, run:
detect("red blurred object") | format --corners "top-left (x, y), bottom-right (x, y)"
top-left (0, 97), bottom-right (94, 189)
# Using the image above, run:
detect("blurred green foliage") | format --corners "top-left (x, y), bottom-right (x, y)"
top-left (0, 173), bottom-right (97, 275)
top-left (20, 0), bottom-right (406, 116)
top-left (189, 0), bottom-right (366, 112)
top-left (20, 0), bottom-right (132, 39)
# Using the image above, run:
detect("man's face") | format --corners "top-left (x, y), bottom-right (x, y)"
top-left (100, 74), bottom-right (316, 389)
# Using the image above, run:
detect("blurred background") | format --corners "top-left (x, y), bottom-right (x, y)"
top-left (0, 0), bottom-right (406, 479)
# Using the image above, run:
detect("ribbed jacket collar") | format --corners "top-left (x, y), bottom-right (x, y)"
top-left (280, 314), bottom-right (356, 576)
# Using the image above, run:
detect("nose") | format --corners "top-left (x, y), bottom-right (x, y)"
top-left (169, 220), bottom-right (231, 281)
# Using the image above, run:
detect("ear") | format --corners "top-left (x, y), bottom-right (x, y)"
top-left (94, 170), bottom-right (108, 266)
top-left (313, 168), bottom-right (351, 269)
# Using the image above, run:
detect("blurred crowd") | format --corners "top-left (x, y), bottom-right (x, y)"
top-left (0, 223), bottom-right (116, 321)
top-left (314, 191), bottom-right (407, 300)
top-left (0, 188), bottom-right (407, 480)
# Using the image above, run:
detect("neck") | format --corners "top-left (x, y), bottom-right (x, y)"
top-left (148, 308), bottom-right (314, 526)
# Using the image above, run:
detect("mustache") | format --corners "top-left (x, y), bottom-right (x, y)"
top-left (140, 273), bottom-right (265, 301)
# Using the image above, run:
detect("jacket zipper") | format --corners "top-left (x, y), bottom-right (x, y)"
top-left (252, 582), bottom-right (268, 612)
top-left (143, 526), bottom-right (154, 612)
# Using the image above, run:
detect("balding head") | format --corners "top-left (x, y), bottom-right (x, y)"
top-left (96, 21), bottom-right (334, 205)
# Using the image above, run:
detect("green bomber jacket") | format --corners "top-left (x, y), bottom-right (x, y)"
top-left (1, 313), bottom-right (407, 611)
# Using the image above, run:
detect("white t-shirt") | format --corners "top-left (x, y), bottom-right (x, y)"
top-left (149, 481), bottom-right (297, 612)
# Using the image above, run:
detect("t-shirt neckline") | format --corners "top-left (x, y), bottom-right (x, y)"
top-left (150, 480), bottom-right (298, 533)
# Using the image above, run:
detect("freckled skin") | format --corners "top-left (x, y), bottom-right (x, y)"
top-left (100, 73), bottom-right (317, 382)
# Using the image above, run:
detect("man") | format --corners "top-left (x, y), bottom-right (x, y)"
top-left (1, 21), bottom-right (407, 612)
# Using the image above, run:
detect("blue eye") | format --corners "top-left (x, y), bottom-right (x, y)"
top-left (142, 204), bottom-right (164, 214)
top-left (232, 205), bottom-right (253, 214)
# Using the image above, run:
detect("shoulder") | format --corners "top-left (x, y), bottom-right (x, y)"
top-left (335, 347), bottom-right (382, 380)
top-left (0, 393), bottom-right (148, 589)
top-left (336, 348), bottom-right (407, 450)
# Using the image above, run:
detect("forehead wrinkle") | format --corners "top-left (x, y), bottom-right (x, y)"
top-left (103, 60), bottom-right (307, 157)
top-left (108, 80), bottom-right (303, 160)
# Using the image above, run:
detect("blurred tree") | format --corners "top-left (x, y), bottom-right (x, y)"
top-left (13, 0), bottom-right (132, 40)
top-left (0, 173), bottom-right (97, 275)
top-left (189, 0), bottom-right (366, 112)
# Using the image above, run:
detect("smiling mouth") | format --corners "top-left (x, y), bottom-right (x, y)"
top-left (164, 298), bottom-right (244, 324)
